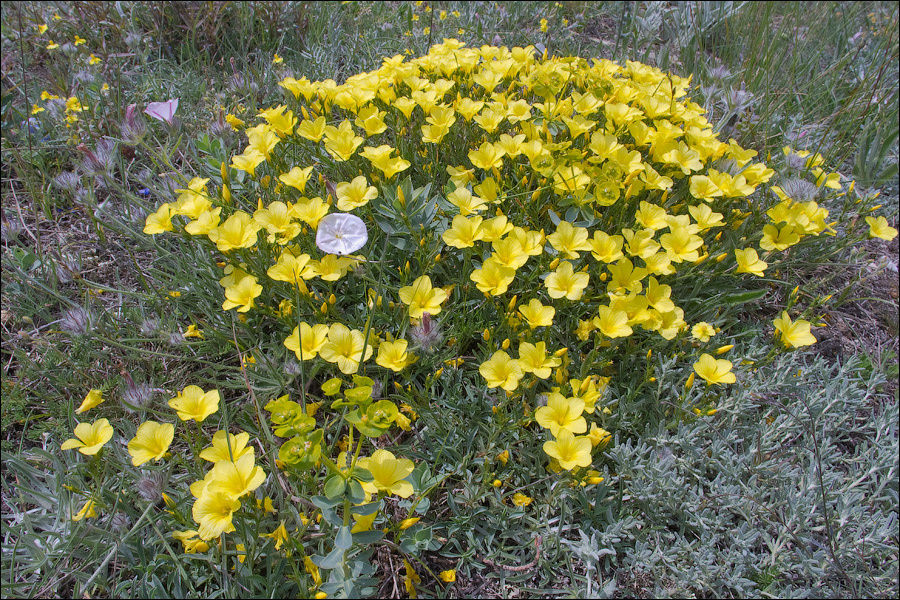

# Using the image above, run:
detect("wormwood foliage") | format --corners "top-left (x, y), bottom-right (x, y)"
top-left (16, 34), bottom-right (898, 598)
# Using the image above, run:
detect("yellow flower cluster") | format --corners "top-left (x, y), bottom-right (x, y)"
top-left (142, 39), bottom-right (889, 473)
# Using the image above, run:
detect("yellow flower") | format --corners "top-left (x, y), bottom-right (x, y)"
top-left (208, 452), bottom-right (266, 499)
top-left (535, 393), bottom-right (586, 437)
top-left (272, 53), bottom-right (283, 64)
top-left (691, 322), bottom-right (716, 342)
top-left (193, 490), bottom-right (240, 540)
top-left (279, 166), bottom-right (314, 193)
top-left (376, 339), bottom-right (415, 372)
top-left (143, 203), bottom-right (175, 234)
top-left (398, 275), bottom-right (449, 318)
top-left (517, 341), bottom-right (561, 379)
top-left (75, 389), bottom-right (104, 414)
top-left (442, 214), bottom-right (484, 248)
top-left (265, 521), bottom-right (290, 551)
top-left (587, 423), bottom-right (611, 449)
top-left (468, 141), bottom-right (504, 170)
top-left (760, 224), bottom-right (800, 252)
top-left (73, 35), bottom-right (86, 46)
top-left (230, 148), bottom-right (266, 177)
top-left (208, 211), bottom-right (261, 252)
top-left (225, 114), bottom-right (245, 130)
top-left (72, 499), bottom-right (98, 521)
top-left (470, 257), bottom-right (517, 296)
top-left (518, 298), bottom-right (555, 328)
top-left (46, 41), bottom-right (59, 50)
top-left (336, 176), bottom-right (378, 211)
top-left (543, 430), bottom-right (593, 471)
top-left (169, 385), bottom-right (220, 423)
top-left (773, 311), bottom-right (817, 349)
top-left (89, 53), bottom-right (101, 65)
top-left (358, 449), bottom-right (415, 497)
top-left (284, 322), bottom-right (330, 361)
top-left (865, 216), bottom-right (898, 241)
top-left (31, 104), bottom-right (45, 114)
top-left (540, 18), bottom-right (549, 32)
top-left (479, 350), bottom-right (524, 392)
top-left (319, 323), bottom-right (374, 374)
top-left (128, 421), bottom-right (175, 466)
top-left (594, 305), bottom-right (632, 338)
top-left (545, 261), bottom-right (589, 300)
top-left (511, 492), bottom-right (533, 507)
top-left (547, 221), bottom-right (591, 259)
top-left (183, 324), bottom-right (204, 339)
top-left (61, 419), bottom-right (114, 455)
top-left (734, 248), bottom-right (767, 277)
top-left (439, 569), bottom-right (457, 583)
top-left (200, 430), bottom-right (254, 463)
top-left (36, 24), bottom-right (48, 34)
top-left (222, 274), bottom-right (263, 313)
top-left (693, 354), bottom-right (736, 385)
top-left (173, 530), bottom-right (210, 553)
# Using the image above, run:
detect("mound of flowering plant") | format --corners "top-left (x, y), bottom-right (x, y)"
top-left (58, 39), bottom-right (894, 595)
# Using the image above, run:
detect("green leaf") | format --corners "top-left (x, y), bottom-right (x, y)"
top-left (334, 526), bottom-right (353, 550)
top-left (724, 288), bottom-right (767, 305)
top-left (324, 474), bottom-right (346, 499)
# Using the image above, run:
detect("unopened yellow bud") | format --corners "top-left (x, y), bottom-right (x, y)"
top-left (531, 189), bottom-right (541, 201)
top-left (482, 328), bottom-right (491, 341)
top-left (492, 479), bottom-right (502, 488)
top-left (320, 302), bottom-right (328, 314)
top-left (586, 476), bottom-right (604, 485)
top-left (714, 232), bottom-right (723, 241)
top-left (715, 344), bottom-right (733, 355)
top-left (507, 295), bottom-right (518, 311)
top-left (549, 258), bottom-right (560, 270)
top-left (434, 253), bottom-right (441, 263)
top-left (434, 367), bottom-right (444, 378)
top-left (222, 184), bottom-right (232, 203)
top-left (646, 349), bottom-right (652, 359)
top-left (714, 252), bottom-right (727, 262)
top-left (491, 405), bottom-right (499, 414)
top-left (399, 517), bottom-right (420, 530)
top-left (554, 347), bottom-right (568, 357)
top-left (404, 261), bottom-right (410, 273)
top-left (397, 185), bottom-right (406, 206)
top-left (328, 293), bottom-right (336, 305)
top-left (706, 408), bottom-right (718, 416)
top-left (220, 161), bottom-right (228, 183)
top-left (501, 338), bottom-right (511, 350)
top-left (599, 272), bottom-right (608, 282)
top-left (685, 372), bottom-right (695, 389)
top-left (301, 106), bottom-right (309, 120)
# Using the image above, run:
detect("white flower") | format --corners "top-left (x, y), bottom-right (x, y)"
top-left (315, 213), bottom-right (368, 255)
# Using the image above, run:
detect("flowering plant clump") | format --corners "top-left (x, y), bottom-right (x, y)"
top-left (60, 38), bottom-right (889, 594)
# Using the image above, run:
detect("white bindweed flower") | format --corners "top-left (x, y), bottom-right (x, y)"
top-left (144, 99), bottom-right (179, 125)
top-left (315, 213), bottom-right (368, 255)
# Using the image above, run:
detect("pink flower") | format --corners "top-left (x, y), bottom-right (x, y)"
top-left (144, 99), bottom-right (179, 125)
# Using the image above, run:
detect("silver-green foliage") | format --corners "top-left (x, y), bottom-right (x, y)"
top-left (566, 353), bottom-right (898, 598)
